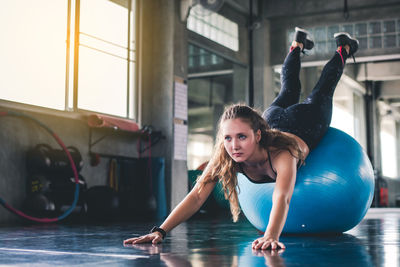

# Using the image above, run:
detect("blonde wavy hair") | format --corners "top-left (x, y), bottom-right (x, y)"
top-left (197, 103), bottom-right (304, 222)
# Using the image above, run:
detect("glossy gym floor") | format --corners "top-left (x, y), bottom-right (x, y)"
top-left (0, 208), bottom-right (399, 266)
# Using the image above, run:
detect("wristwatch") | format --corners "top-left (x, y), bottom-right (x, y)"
top-left (150, 226), bottom-right (166, 239)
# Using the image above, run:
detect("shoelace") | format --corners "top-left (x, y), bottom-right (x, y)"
top-left (338, 46), bottom-right (356, 65)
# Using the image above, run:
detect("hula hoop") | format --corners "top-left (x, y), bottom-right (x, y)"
top-left (0, 110), bottom-right (79, 223)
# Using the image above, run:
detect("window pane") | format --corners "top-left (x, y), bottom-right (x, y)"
top-left (355, 23), bottom-right (367, 36)
top-left (368, 21), bottom-right (381, 34)
top-left (328, 25), bottom-right (339, 38)
top-left (78, 46), bottom-right (127, 117)
top-left (78, 0), bottom-right (132, 117)
top-left (369, 36), bottom-right (382, 49)
top-left (383, 20), bottom-right (396, 33)
top-left (331, 81), bottom-right (355, 137)
top-left (384, 34), bottom-right (397, 48)
top-left (80, 0), bottom-right (127, 46)
top-left (380, 117), bottom-right (397, 178)
top-left (0, 0), bottom-right (67, 110)
top-left (341, 24), bottom-right (354, 36)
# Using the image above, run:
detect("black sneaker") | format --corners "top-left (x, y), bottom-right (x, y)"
top-left (295, 27), bottom-right (314, 51)
top-left (334, 32), bottom-right (359, 57)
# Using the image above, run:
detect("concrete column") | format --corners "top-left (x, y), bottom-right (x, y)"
top-left (252, 18), bottom-right (275, 110)
top-left (172, 0), bottom-right (189, 211)
top-left (139, 0), bottom-right (188, 213)
top-left (396, 121), bottom-right (400, 178)
top-left (232, 64), bottom-right (248, 104)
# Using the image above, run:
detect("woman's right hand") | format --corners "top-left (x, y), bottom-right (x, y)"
top-left (123, 232), bottom-right (163, 246)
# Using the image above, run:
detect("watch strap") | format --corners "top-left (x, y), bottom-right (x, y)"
top-left (150, 226), bottom-right (166, 239)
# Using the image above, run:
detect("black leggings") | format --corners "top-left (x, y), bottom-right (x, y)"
top-left (262, 47), bottom-right (347, 150)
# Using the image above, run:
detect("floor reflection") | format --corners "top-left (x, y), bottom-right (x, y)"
top-left (237, 234), bottom-right (373, 267)
top-left (0, 209), bottom-right (398, 266)
top-left (124, 233), bottom-right (373, 267)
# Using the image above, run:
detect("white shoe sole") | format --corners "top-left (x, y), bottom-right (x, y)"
top-left (295, 27), bottom-right (310, 36)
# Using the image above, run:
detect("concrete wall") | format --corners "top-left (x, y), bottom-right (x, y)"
top-left (0, 110), bottom-right (121, 223)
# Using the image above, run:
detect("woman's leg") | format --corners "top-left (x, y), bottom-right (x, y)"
top-left (304, 49), bottom-right (346, 106)
top-left (266, 50), bottom-right (346, 150)
top-left (305, 32), bottom-right (358, 105)
top-left (300, 50), bottom-right (346, 147)
top-left (266, 33), bottom-right (359, 150)
top-left (269, 28), bottom-right (314, 109)
top-left (294, 33), bottom-right (358, 148)
top-left (270, 47), bottom-right (302, 108)
top-left (262, 47), bottom-right (302, 126)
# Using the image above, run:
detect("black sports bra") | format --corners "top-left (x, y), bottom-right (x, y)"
top-left (238, 149), bottom-right (303, 184)
top-left (239, 149), bottom-right (277, 184)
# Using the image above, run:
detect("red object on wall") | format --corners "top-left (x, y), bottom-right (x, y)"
top-left (87, 114), bottom-right (139, 132)
top-left (380, 187), bottom-right (389, 207)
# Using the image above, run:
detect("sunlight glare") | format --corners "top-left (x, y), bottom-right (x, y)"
top-left (0, 0), bottom-right (68, 110)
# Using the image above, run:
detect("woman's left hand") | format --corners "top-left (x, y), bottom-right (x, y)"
top-left (252, 236), bottom-right (286, 250)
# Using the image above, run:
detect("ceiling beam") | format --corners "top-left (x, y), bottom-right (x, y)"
top-left (380, 80), bottom-right (400, 99)
top-left (357, 61), bottom-right (400, 81)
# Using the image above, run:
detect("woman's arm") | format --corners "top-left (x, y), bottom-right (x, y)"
top-left (252, 150), bottom-right (297, 250)
top-left (159, 177), bottom-right (216, 233)
top-left (123, 173), bottom-right (217, 245)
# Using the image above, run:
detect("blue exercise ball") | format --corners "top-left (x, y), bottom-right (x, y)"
top-left (237, 127), bottom-right (375, 233)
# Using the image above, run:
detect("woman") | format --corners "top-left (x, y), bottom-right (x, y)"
top-left (123, 27), bottom-right (359, 250)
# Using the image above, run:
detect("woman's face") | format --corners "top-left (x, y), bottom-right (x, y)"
top-left (221, 118), bottom-right (261, 162)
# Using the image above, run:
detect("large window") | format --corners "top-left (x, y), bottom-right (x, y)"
top-left (0, 0), bottom-right (136, 119)
top-left (327, 75), bottom-right (367, 148)
top-left (187, 44), bottom-right (247, 169)
top-left (187, 6), bottom-right (239, 51)
top-left (287, 18), bottom-right (400, 57)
